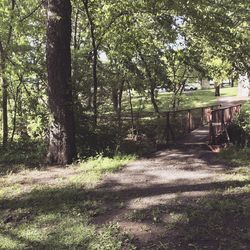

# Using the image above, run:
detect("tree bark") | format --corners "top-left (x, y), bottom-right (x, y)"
top-left (46, 0), bottom-right (76, 165)
top-left (82, 0), bottom-right (98, 126)
top-left (0, 0), bottom-right (16, 148)
top-left (231, 78), bottom-right (234, 87)
top-left (138, 51), bottom-right (159, 114)
top-left (11, 79), bottom-right (22, 142)
top-left (149, 86), bottom-right (159, 113)
top-left (112, 80), bottom-right (124, 130)
top-left (127, 81), bottom-right (135, 137)
top-left (0, 42), bottom-right (8, 148)
top-left (215, 85), bottom-right (220, 96)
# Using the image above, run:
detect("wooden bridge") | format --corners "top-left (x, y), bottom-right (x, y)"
top-left (98, 101), bottom-right (244, 148)
top-left (209, 104), bottom-right (241, 144)
top-left (170, 103), bottom-right (242, 146)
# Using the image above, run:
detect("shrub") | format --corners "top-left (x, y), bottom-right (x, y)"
top-left (227, 102), bottom-right (250, 147)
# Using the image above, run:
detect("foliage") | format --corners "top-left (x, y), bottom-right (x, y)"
top-left (0, 140), bottom-right (46, 166)
top-left (220, 146), bottom-right (250, 169)
top-left (227, 102), bottom-right (250, 146)
top-left (0, 0), bottom-right (248, 158)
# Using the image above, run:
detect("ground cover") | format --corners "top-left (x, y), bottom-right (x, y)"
top-left (0, 155), bottom-right (136, 249)
top-left (1, 144), bottom-right (249, 249)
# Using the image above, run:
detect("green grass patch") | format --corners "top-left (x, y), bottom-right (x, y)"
top-left (99, 87), bottom-right (238, 114)
top-left (71, 154), bottom-right (135, 185)
top-left (220, 146), bottom-right (250, 168)
top-left (0, 155), bottom-right (136, 249)
top-left (125, 87), bottom-right (238, 113)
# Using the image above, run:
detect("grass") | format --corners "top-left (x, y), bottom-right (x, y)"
top-left (0, 154), bottom-right (136, 250)
top-left (100, 87), bottom-right (238, 114)
top-left (155, 87), bottom-right (237, 111)
top-left (1, 144), bottom-right (250, 249)
top-left (71, 154), bottom-right (135, 185)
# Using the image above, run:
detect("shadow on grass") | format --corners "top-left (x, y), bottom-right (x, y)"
top-left (1, 138), bottom-right (249, 249)
top-left (0, 176), bottom-right (250, 249)
top-left (127, 191), bottom-right (250, 249)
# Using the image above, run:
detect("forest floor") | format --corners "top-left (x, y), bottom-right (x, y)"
top-left (0, 96), bottom-right (250, 249)
top-left (1, 144), bottom-right (250, 249)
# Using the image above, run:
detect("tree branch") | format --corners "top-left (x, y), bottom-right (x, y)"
top-left (19, 0), bottom-right (46, 22)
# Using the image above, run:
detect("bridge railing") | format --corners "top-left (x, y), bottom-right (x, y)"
top-left (209, 104), bottom-right (241, 144)
top-left (163, 105), bottom-right (221, 143)
top-left (97, 104), bottom-right (221, 144)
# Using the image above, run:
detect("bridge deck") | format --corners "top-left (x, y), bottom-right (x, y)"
top-left (176, 125), bottom-right (210, 145)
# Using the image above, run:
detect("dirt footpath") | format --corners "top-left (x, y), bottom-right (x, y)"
top-left (95, 145), bottom-right (229, 248)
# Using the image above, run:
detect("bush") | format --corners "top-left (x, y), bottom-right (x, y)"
top-left (227, 102), bottom-right (250, 147)
top-left (0, 140), bottom-right (47, 165)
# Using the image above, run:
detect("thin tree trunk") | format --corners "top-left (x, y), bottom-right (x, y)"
top-left (231, 78), bottom-right (234, 87)
top-left (112, 80), bottom-right (124, 131)
top-left (11, 80), bottom-right (22, 142)
top-left (2, 75), bottom-right (8, 147)
top-left (10, 75), bottom-right (23, 142)
top-left (82, 0), bottom-right (98, 126)
top-left (46, 0), bottom-right (76, 165)
top-left (117, 80), bottom-right (124, 128)
top-left (127, 81), bottom-right (135, 137)
top-left (73, 9), bottom-right (79, 50)
top-left (0, 43), bottom-right (8, 148)
top-left (112, 88), bottom-right (119, 114)
top-left (149, 86), bottom-right (159, 113)
top-left (215, 85), bottom-right (220, 96)
top-left (138, 50), bottom-right (159, 114)
top-left (0, 1), bottom-right (15, 148)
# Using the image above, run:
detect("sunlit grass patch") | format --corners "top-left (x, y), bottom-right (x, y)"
top-left (130, 87), bottom-right (238, 112)
top-left (101, 87), bottom-right (238, 114)
top-left (0, 183), bottom-right (22, 199)
top-left (70, 154), bottom-right (135, 185)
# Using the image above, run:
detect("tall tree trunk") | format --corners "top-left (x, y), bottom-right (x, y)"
top-left (112, 88), bottom-right (119, 113)
top-left (82, 0), bottom-right (98, 126)
top-left (231, 78), bottom-right (234, 87)
top-left (127, 81), bottom-right (135, 137)
top-left (46, 0), bottom-right (76, 165)
top-left (112, 80), bottom-right (124, 131)
top-left (11, 79), bottom-right (22, 142)
top-left (0, 43), bottom-right (8, 148)
top-left (138, 50), bottom-right (159, 114)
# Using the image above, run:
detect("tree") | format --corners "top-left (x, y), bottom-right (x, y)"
top-left (82, 0), bottom-right (98, 125)
top-left (0, 0), bottom-right (16, 148)
top-left (46, 0), bottom-right (76, 164)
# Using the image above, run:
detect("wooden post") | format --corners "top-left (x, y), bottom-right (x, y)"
top-left (209, 110), bottom-right (216, 144)
top-left (201, 107), bottom-right (204, 125)
top-left (221, 109), bottom-right (225, 134)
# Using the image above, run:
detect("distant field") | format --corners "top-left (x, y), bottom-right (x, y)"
top-left (99, 86), bottom-right (238, 114)
top-left (119, 87), bottom-right (238, 113)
